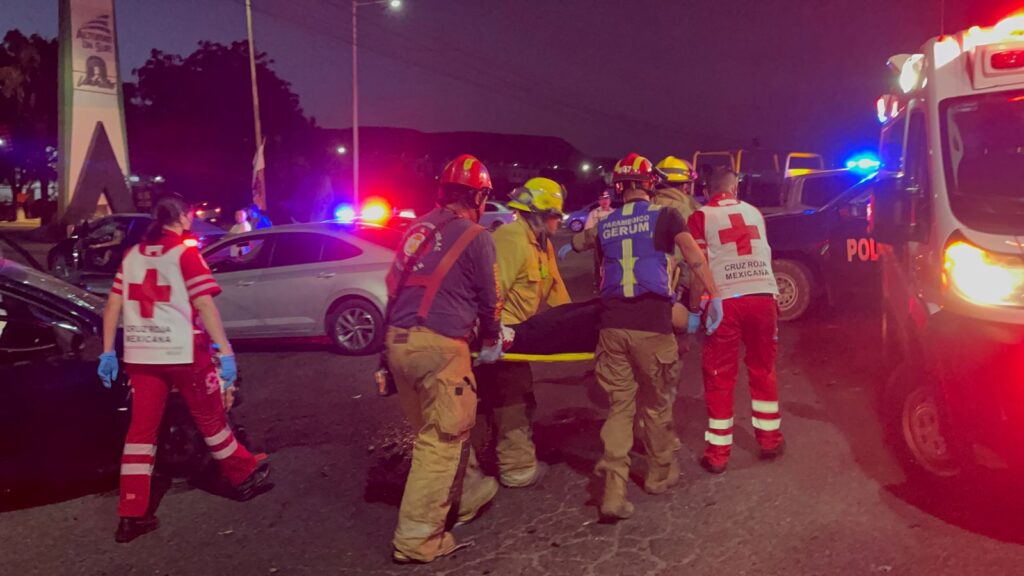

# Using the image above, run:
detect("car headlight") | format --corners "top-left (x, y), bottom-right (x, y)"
top-left (943, 240), bottom-right (1024, 306)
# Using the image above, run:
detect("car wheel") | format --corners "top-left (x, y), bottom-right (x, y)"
top-left (569, 219), bottom-right (584, 233)
top-left (885, 361), bottom-right (963, 480)
top-left (50, 253), bottom-right (73, 281)
top-left (327, 298), bottom-right (384, 355)
top-left (773, 259), bottom-right (812, 322)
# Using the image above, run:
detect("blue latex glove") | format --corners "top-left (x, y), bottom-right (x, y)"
top-left (97, 351), bottom-right (118, 389)
top-left (687, 312), bottom-right (702, 335)
top-left (219, 354), bottom-right (238, 389)
top-left (705, 297), bottom-right (724, 335)
top-left (556, 243), bottom-right (573, 261)
top-left (474, 340), bottom-right (503, 366)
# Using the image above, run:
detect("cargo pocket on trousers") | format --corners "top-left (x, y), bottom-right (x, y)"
top-left (654, 340), bottom-right (681, 392)
top-left (434, 376), bottom-right (478, 440)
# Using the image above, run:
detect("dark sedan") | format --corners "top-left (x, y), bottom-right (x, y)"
top-left (0, 259), bottom-right (212, 507)
top-left (48, 214), bottom-right (226, 295)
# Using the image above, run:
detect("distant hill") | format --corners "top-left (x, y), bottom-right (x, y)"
top-left (320, 127), bottom-right (586, 166)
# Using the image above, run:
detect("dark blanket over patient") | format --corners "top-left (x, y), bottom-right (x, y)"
top-left (505, 299), bottom-right (601, 355)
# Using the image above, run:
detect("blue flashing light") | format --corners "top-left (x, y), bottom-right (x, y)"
top-left (845, 154), bottom-right (881, 174)
top-left (335, 204), bottom-right (356, 223)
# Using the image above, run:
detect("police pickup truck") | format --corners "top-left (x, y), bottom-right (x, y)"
top-left (762, 169), bottom-right (878, 321)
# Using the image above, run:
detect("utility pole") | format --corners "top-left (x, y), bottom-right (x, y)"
top-left (245, 0), bottom-right (266, 210)
top-left (352, 0), bottom-right (360, 208)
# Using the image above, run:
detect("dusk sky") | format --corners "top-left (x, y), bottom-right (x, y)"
top-left (6, 0), bottom-right (1016, 161)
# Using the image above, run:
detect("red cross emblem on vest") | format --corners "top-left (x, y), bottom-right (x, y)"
top-left (128, 269), bottom-right (171, 319)
top-left (718, 213), bottom-right (761, 256)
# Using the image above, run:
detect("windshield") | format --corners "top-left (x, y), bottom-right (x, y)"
top-left (942, 90), bottom-right (1024, 233)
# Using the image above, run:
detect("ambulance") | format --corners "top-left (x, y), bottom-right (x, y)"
top-left (871, 12), bottom-right (1024, 479)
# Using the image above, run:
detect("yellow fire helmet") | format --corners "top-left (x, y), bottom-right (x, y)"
top-left (656, 156), bottom-right (697, 183)
top-left (508, 177), bottom-right (566, 216)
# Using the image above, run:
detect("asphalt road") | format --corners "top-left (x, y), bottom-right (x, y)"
top-left (5, 245), bottom-right (1024, 575)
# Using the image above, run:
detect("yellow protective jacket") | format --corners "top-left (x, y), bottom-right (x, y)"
top-left (493, 217), bottom-right (571, 325)
top-left (653, 186), bottom-right (703, 292)
top-left (653, 186), bottom-right (702, 222)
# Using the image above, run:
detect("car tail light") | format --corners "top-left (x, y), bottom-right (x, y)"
top-left (993, 50), bottom-right (1024, 69)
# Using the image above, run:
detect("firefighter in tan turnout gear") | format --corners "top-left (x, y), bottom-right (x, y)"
top-left (473, 177), bottom-right (570, 488)
top-left (384, 154), bottom-right (505, 564)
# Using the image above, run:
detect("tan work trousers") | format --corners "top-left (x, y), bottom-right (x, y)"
top-left (473, 361), bottom-right (538, 486)
top-left (593, 328), bottom-right (680, 486)
top-left (387, 327), bottom-right (491, 562)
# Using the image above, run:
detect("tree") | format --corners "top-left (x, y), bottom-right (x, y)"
top-left (126, 41), bottom-right (322, 214)
top-left (0, 30), bottom-right (59, 207)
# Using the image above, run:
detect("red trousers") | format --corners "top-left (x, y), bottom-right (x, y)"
top-left (702, 295), bottom-right (782, 466)
top-left (119, 356), bottom-right (257, 517)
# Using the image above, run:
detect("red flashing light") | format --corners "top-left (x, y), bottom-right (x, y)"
top-left (360, 198), bottom-right (391, 223)
top-left (992, 50), bottom-right (1024, 70)
top-left (1011, 95), bottom-right (1024, 102)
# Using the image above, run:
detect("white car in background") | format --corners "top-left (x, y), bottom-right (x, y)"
top-left (201, 222), bottom-right (399, 355)
top-left (479, 201), bottom-right (517, 231)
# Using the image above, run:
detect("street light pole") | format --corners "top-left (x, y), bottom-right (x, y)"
top-left (352, 0), bottom-right (360, 208)
top-left (351, 0), bottom-right (401, 209)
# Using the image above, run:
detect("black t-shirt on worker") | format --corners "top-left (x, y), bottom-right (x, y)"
top-left (599, 200), bottom-right (687, 334)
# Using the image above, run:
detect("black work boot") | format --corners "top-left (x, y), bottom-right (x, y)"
top-left (760, 440), bottom-right (786, 460)
top-left (115, 516), bottom-right (160, 543)
top-left (235, 462), bottom-right (274, 501)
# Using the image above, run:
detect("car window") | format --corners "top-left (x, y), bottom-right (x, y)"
top-left (85, 218), bottom-right (130, 245)
top-left (322, 236), bottom-right (363, 262)
top-left (269, 233), bottom-right (325, 268)
top-left (205, 236), bottom-right (272, 274)
top-left (484, 202), bottom-right (498, 213)
top-left (880, 114), bottom-right (906, 172)
top-left (126, 217), bottom-right (151, 245)
top-left (801, 173), bottom-right (861, 208)
top-left (0, 291), bottom-right (78, 366)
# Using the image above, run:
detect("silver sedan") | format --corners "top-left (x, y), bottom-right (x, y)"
top-left (201, 222), bottom-right (398, 355)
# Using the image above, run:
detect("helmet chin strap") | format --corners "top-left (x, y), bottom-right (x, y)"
top-left (521, 211), bottom-right (550, 247)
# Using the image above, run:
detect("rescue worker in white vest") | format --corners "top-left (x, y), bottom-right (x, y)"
top-left (572, 153), bottom-right (723, 521)
top-left (385, 154), bottom-right (504, 564)
top-left (688, 167), bottom-right (784, 474)
top-left (473, 177), bottom-right (570, 488)
top-left (98, 195), bottom-right (272, 544)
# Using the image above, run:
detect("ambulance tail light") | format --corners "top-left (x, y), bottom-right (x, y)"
top-left (943, 240), bottom-right (1024, 307)
top-left (992, 50), bottom-right (1024, 70)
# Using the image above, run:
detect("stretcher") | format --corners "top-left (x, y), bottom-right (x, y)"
top-left (472, 351), bottom-right (595, 363)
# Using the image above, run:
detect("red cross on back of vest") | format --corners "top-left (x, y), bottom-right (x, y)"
top-left (128, 269), bottom-right (172, 319)
top-left (717, 213), bottom-right (761, 256)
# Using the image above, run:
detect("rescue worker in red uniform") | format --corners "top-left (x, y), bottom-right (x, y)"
top-left (385, 154), bottom-right (504, 563)
top-left (581, 153), bottom-right (723, 521)
top-left (98, 195), bottom-right (272, 543)
top-left (688, 168), bottom-right (784, 474)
